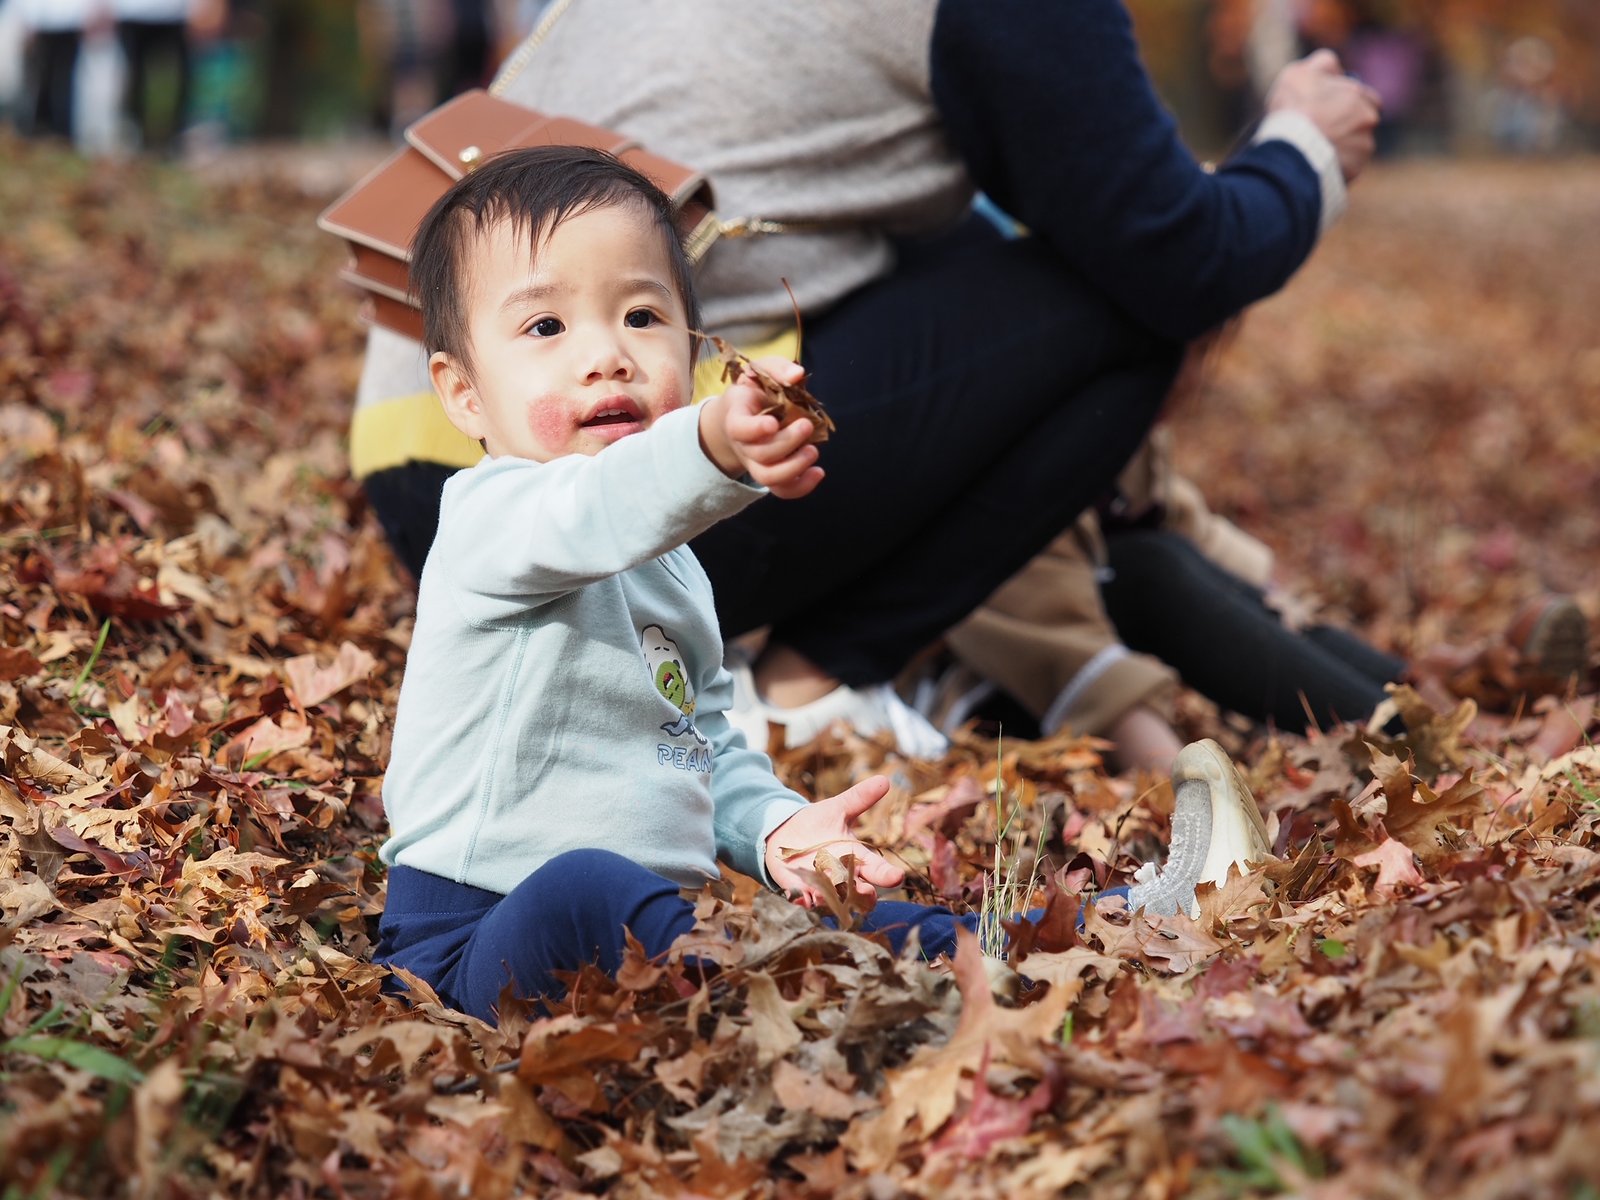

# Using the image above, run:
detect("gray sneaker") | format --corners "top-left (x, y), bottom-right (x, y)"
top-left (1127, 739), bottom-right (1273, 918)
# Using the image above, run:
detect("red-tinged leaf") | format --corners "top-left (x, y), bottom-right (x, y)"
top-left (47, 545), bottom-right (183, 620)
top-left (1004, 874), bottom-right (1081, 961)
top-left (283, 641), bottom-right (377, 710)
top-left (925, 830), bottom-right (964, 900)
top-left (1351, 838), bottom-right (1425, 897)
top-left (905, 775), bottom-right (987, 837)
top-left (1529, 696), bottom-right (1595, 763)
top-left (106, 487), bottom-right (162, 532)
top-left (930, 1043), bottom-right (1061, 1161)
top-left (44, 367), bottom-right (94, 410)
top-left (221, 712), bottom-right (312, 769)
top-left (0, 645), bottom-right (43, 681)
top-left (48, 825), bottom-right (156, 879)
top-left (160, 690), bottom-right (196, 738)
top-left (1194, 954), bottom-right (1262, 1000)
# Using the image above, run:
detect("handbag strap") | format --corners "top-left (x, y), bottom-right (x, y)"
top-left (490, 0), bottom-right (578, 97)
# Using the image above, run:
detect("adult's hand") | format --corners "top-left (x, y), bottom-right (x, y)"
top-left (764, 775), bottom-right (905, 905)
top-left (1267, 49), bottom-right (1383, 183)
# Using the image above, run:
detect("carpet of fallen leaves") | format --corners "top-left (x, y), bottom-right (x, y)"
top-left (1, 134), bottom-right (1598, 1199)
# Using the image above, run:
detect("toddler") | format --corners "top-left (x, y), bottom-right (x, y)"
top-left (374, 146), bottom-right (993, 1020)
top-left (374, 146), bottom-right (1266, 1021)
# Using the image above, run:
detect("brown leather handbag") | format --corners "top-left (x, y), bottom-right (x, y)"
top-left (318, 88), bottom-right (718, 342)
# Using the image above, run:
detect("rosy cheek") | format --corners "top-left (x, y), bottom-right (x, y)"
top-left (657, 381), bottom-right (685, 414)
top-left (526, 396), bottom-right (572, 447)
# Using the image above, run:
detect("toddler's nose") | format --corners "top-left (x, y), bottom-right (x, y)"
top-left (582, 335), bottom-right (634, 383)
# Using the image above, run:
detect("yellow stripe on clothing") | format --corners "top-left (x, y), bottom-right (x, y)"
top-left (690, 329), bottom-right (799, 407)
top-left (350, 393), bottom-right (483, 478)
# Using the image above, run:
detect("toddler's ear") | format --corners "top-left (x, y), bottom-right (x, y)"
top-left (430, 352), bottom-right (486, 441)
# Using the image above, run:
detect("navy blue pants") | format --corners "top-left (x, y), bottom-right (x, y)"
top-left (378, 852), bottom-right (985, 1022)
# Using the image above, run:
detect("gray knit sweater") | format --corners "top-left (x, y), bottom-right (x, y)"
top-left (502, 0), bottom-right (971, 338)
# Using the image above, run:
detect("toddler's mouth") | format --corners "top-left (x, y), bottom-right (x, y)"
top-left (581, 397), bottom-right (643, 429)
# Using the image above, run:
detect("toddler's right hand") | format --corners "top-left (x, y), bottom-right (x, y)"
top-left (702, 357), bottom-right (824, 500)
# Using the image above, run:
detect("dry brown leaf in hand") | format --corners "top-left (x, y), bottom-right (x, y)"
top-left (691, 316), bottom-right (836, 444)
top-left (791, 847), bottom-right (877, 929)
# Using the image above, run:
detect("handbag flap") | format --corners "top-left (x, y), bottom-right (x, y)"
top-left (316, 145), bottom-right (450, 259)
top-left (319, 88), bottom-right (725, 337)
top-left (617, 145), bottom-right (712, 211)
top-left (406, 89), bottom-right (636, 179)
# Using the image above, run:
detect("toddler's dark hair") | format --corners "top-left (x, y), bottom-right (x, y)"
top-left (409, 144), bottom-right (701, 374)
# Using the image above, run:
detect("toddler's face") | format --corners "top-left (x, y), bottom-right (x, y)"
top-left (433, 202), bottom-right (694, 462)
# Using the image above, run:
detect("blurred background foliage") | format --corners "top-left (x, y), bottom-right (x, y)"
top-left (1, 0), bottom-right (1595, 157)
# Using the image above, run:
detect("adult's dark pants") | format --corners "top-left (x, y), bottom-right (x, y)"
top-left (116, 20), bottom-right (192, 152)
top-left (1101, 529), bottom-right (1405, 734)
top-left (24, 30), bottom-right (82, 140)
top-left (365, 229), bottom-right (1180, 686)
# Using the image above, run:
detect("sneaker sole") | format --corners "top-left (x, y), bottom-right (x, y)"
top-left (1126, 739), bottom-right (1272, 919)
top-left (1177, 739), bottom-right (1272, 891)
top-left (1519, 598), bottom-right (1589, 682)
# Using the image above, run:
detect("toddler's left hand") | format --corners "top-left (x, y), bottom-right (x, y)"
top-left (765, 775), bottom-right (905, 905)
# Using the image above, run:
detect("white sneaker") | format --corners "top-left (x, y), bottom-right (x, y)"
top-left (910, 660), bottom-right (1000, 736)
top-left (721, 654), bottom-right (947, 759)
top-left (723, 649), bottom-right (774, 750)
top-left (1127, 739), bottom-right (1272, 918)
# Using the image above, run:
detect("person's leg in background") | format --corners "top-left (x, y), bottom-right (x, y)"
top-left (115, 20), bottom-right (148, 145)
top-left (361, 460), bottom-right (456, 582)
top-left (1101, 528), bottom-right (1397, 734)
top-left (152, 18), bottom-right (193, 151)
top-left (119, 19), bottom-right (194, 152)
top-left (26, 28), bottom-right (82, 139)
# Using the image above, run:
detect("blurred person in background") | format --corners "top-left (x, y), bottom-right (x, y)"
top-left (373, 0), bottom-right (499, 134)
top-left (0, 0), bottom-right (25, 126)
top-left (1340, 4), bottom-right (1432, 156)
top-left (112, 0), bottom-right (204, 153)
top-left (1491, 35), bottom-right (1565, 153)
top-left (373, 0), bottom-right (450, 132)
top-left (16, 0), bottom-right (106, 140)
top-left (438, 0), bottom-right (491, 96)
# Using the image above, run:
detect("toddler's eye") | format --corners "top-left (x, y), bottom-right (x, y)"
top-left (529, 317), bottom-right (564, 337)
top-left (624, 309), bottom-right (657, 329)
